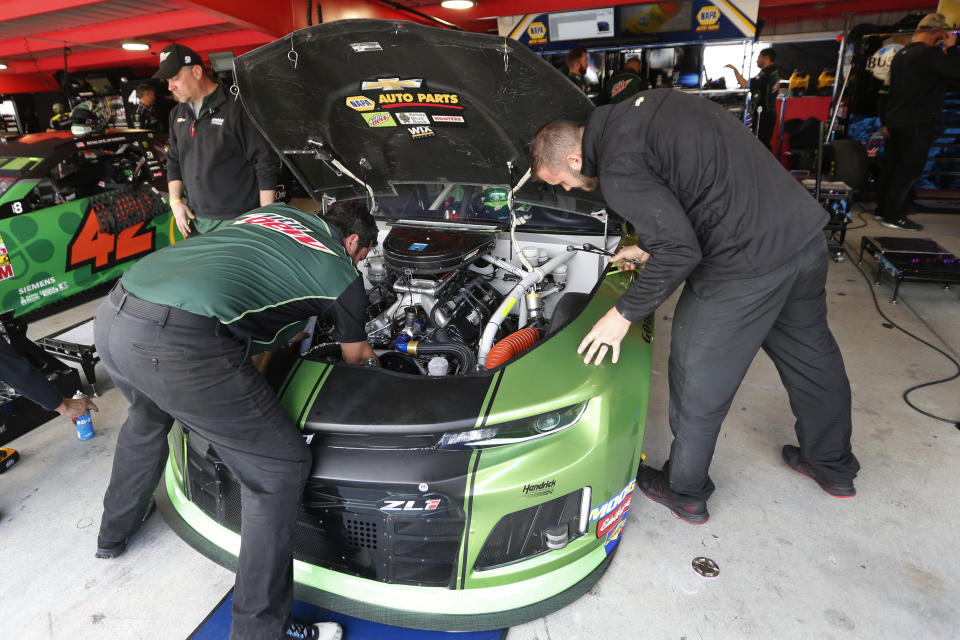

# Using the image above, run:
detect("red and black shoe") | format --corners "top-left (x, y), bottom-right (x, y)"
top-left (636, 466), bottom-right (709, 524)
top-left (782, 445), bottom-right (856, 497)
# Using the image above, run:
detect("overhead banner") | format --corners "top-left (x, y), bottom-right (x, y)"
top-left (503, 1), bottom-right (758, 49)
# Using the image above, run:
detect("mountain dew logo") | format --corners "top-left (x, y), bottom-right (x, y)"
top-left (233, 213), bottom-right (337, 256)
top-left (160, 51), bottom-right (171, 62)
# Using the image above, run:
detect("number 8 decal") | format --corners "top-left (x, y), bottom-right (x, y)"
top-left (11, 201), bottom-right (22, 214)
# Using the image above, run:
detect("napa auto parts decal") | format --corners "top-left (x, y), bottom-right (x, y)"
top-left (590, 479), bottom-right (635, 552)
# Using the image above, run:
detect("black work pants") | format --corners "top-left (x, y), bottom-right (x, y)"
top-left (94, 290), bottom-right (311, 640)
top-left (878, 124), bottom-right (935, 222)
top-left (754, 109), bottom-right (775, 151)
top-left (664, 236), bottom-right (859, 501)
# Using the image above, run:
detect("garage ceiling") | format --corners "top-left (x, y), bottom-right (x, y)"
top-left (0, 0), bottom-right (938, 91)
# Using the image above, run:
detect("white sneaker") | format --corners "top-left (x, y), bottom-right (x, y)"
top-left (281, 618), bottom-right (343, 640)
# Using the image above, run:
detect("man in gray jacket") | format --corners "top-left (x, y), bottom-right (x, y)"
top-left (153, 44), bottom-right (279, 236)
top-left (530, 89), bottom-right (859, 523)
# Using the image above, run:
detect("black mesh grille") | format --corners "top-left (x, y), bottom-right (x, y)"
top-left (185, 442), bottom-right (464, 587)
top-left (345, 518), bottom-right (379, 549)
top-left (475, 489), bottom-right (584, 570)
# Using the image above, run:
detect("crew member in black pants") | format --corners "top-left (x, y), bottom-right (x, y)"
top-left (94, 202), bottom-right (378, 640)
top-left (530, 88), bottom-right (859, 524)
top-left (878, 13), bottom-right (960, 231)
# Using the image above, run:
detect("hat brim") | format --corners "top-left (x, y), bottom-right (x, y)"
top-left (151, 65), bottom-right (179, 80)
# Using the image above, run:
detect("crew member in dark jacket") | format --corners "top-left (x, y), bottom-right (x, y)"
top-left (530, 89), bottom-right (859, 523)
top-left (153, 44), bottom-right (279, 236)
top-left (728, 48), bottom-right (780, 149)
top-left (605, 57), bottom-right (648, 104)
top-left (0, 338), bottom-right (97, 419)
top-left (878, 13), bottom-right (960, 231)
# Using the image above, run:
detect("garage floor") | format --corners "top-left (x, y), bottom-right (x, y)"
top-left (2, 209), bottom-right (958, 640)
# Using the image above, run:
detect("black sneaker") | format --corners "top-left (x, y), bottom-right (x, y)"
top-left (636, 466), bottom-right (709, 524)
top-left (95, 498), bottom-right (157, 559)
top-left (280, 617), bottom-right (342, 640)
top-left (881, 217), bottom-right (923, 231)
top-left (782, 445), bottom-right (856, 497)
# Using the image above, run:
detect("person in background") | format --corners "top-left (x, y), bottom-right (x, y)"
top-left (132, 83), bottom-right (162, 132)
top-left (727, 47), bottom-right (781, 150)
top-left (606, 57), bottom-right (649, 104)
top-left (566, 47), bottom-right (590, 93)
top-left (153, 43), bottom-right (278, 236)
top-left (877, 13), bottom-right (960, 231)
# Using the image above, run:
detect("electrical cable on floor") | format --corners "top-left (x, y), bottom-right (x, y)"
top-left (844, 210), bottom-right (870, 231)
top-left (842, 242), bottom-right (960, 429)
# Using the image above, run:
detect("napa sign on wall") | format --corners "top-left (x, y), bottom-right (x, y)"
top-left (499, 1), bottom-right (759, 50)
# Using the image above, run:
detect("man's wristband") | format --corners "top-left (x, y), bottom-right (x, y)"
top-left (170, 198), bottom-right (182, 205)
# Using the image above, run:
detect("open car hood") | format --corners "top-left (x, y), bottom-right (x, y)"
top-left (234, 20), bottom-right (595, 201)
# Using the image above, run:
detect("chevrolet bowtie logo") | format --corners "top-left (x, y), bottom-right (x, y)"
top-left (361, 77), bottom-right (423, 91)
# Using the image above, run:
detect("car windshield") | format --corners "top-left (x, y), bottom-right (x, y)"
top-left (374, 183), bottom-right (609, 234)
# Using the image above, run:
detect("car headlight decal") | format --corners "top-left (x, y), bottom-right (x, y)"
top-left (438, 400), bottom-right (589, 449)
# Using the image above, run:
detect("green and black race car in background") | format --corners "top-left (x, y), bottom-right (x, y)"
top-left (0, 129), bottom-right (177, 318)
top-left (159, 20), bottom-right (653, 631)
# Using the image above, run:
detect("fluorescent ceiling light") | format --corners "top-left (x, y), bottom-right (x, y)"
top-left (441, 0), bottom-right (475, 8)
top-left (0, 63), bottom-right (7, 70)
top-left (122, 42), bottom-right (150, 51)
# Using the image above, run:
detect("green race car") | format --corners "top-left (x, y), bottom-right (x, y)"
top-left (159, 20), bottom-right (653, 631)
top-left (0, 129), bottom-right (177, 318)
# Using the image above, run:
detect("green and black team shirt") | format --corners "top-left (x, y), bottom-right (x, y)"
top-left (121, 204), bottom-right (367, 349)
top-left (749, 64), bottom-right (780, 119)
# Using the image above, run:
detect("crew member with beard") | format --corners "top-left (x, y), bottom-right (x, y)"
top-left (529, 89), bottom-right (859, 524)
top-left (153, 44), bottom-right (278, 236)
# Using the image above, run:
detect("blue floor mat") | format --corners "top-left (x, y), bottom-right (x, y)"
top-left (188, 590), bottom-right (508, 639)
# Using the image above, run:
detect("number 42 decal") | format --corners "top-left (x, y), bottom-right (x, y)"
top-left (67, 207), bottom-right (155, 273)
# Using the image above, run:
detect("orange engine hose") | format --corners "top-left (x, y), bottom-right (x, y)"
top-left (485, 327), bottom-right (541, 369)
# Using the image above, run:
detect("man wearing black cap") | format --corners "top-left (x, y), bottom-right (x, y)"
top-left (153, 43), bottom-right (279, 236)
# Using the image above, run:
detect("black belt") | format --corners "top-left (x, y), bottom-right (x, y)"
top-left (109, 282), bottom-right (225, 334)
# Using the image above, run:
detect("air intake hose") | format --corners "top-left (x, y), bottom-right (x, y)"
top-left (485, 327), bottom-right (540, 369)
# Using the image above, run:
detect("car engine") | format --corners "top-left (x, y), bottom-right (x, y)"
top-left (345, 226), bottom-right (578, 376)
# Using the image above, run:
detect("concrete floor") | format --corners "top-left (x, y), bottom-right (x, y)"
top-left (2, 209), bottom-right (958, 640)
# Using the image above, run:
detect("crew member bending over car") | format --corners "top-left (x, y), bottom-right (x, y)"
top-left (94, 201), bottom-right (378, 640)
top-left (529, 89), bottom-right (859, 524)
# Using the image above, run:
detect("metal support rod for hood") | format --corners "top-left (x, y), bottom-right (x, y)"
top-left (508, 167), bottom-right (535, 272)
top-left (306, 139), bottom-right (377, 213)
top-left (374, 0), bottom-right (462, 30)
top-left (826, 13), bottom-right (853, 144)
top-left (477, 250), bottom-right (576, 367)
